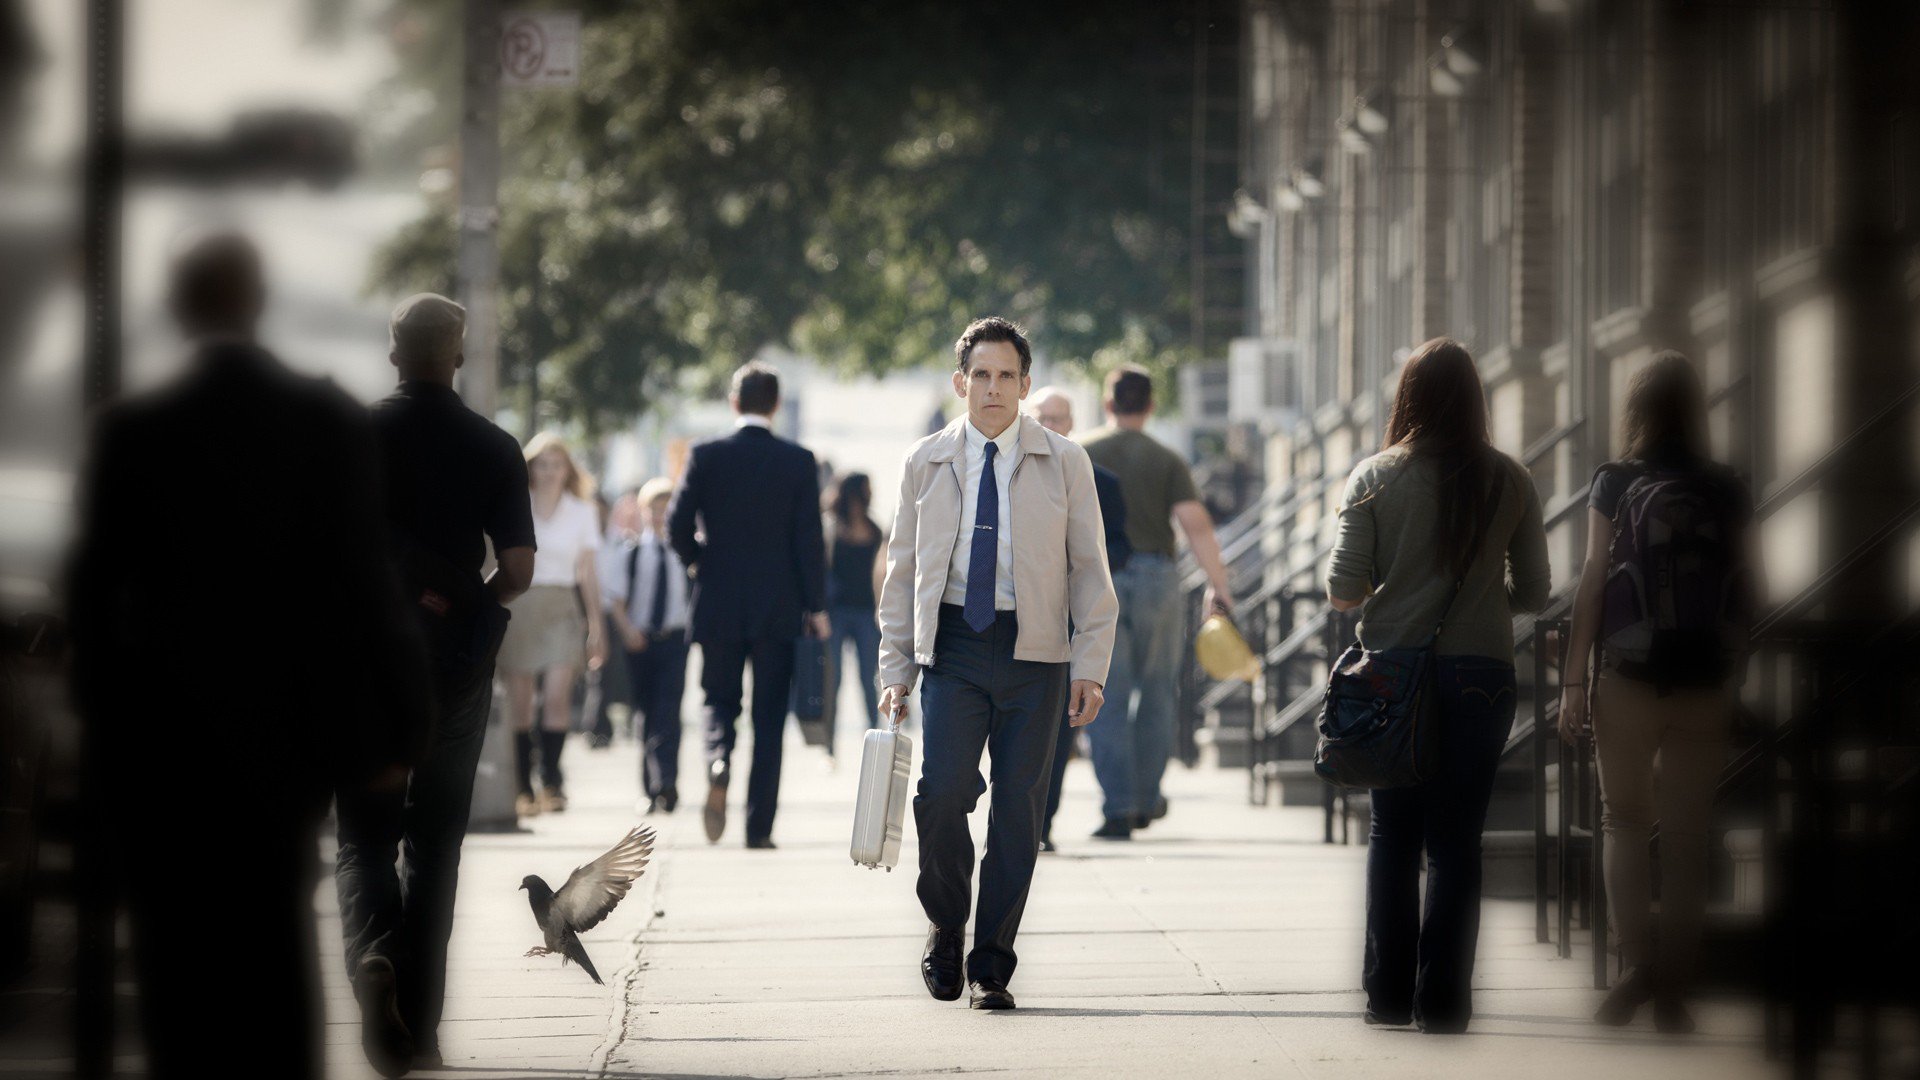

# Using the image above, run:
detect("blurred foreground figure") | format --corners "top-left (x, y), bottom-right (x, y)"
top-left (333, 293), bottom-right (535, 1076)
top-left (67, 231), bottom-right (431, 1079)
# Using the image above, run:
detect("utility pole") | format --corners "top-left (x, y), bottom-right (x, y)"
top-left (458, 0), bottom-right (501, 420)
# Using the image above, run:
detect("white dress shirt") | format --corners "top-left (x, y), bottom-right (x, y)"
top-left (942, 415), bottom-right (1020, 611)
top-left (600, 530), bottom-right (689, 633)
top-left (734, 413), bottom-right (772, 430)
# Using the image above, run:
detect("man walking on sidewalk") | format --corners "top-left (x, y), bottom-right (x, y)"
top-left (668, 361), bottom-right (828, 849)
top-left (1080, 365), bottom-right (1234, 840)
top-left (877, 318), bottom-right (1118, 1010)
top-left (334, 293), bottom-right (536, 1076)
top-left (603, 477), bottom-right (692, 815)
top-left (1027, 387), bottom-right (1131, 853)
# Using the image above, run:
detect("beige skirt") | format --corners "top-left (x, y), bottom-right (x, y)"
top-left (498, 584), bottom-right (587, 674)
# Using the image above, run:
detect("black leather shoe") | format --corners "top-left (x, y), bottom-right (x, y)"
top-left (1038, 837), bottom-right (1057, 854)
top-left (968, 980), bottom-right (1016, 1010)
top-left (1132, 813), bottom-right (1151, 830)
top-left (703, 761), bottom-right (729, 844)
top-left (745, 836), bottom-right (777, 850)
top-left (1092, 818), bottom-right (1133, 840)
top-left (660, 789), bottom-right (679, 813)
top-left (921, 926), bottom-right (963, 1001)
top-left (353, 956), bottom-right (414, 1078)
top-left (1150, 797), bottom-right (1169, 821)
top-left (1594, 965), bottom-right (1656, 1027)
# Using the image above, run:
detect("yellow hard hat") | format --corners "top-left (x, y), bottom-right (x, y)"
top-left (1194, 612), bottom-right (1260, 683)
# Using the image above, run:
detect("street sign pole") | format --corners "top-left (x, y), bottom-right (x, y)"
top-left (458, 0), bottom-right (501, 421)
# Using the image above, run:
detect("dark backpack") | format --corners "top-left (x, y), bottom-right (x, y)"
top-left (1599, 465), bottom-right (1751, 687)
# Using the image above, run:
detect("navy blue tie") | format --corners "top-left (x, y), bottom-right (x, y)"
top-left (963, 440), bottom-right (1000, 632)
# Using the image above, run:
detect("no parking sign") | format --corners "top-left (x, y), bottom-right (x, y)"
top-left (500, 11), bottom-right (581, 89)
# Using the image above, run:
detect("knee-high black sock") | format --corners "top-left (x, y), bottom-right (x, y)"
top-left (513, 730), bottom-right (535, 797)
top-left (539, 729), bottom-right (567, 793)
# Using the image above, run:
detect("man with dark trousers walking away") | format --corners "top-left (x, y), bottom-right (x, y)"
top-left (877, 318), bottom-right (1118, 1010)
top-left (69, 232), bottom-right (433, 1080)
top-left (668, 362), bottom-right (828, 849)
top-left (334, 292), bottom-right (536, 1076)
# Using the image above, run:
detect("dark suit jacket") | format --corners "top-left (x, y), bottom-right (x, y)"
top-left (1092, 462), bottom-right (1132, 575)
top-left (667, 422), bottom-right (826, 644)
top-left (68, 342), bottom-right (434, 810)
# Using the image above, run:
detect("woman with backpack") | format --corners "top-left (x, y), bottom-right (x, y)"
top-left (1559, 350), bottom-right (1760, 1033)
top-left (1325, 338), bottom-right (1552, 1033)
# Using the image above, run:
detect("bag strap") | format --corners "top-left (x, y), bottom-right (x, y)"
top-left (1427, 468), bottom-right (1507, 647)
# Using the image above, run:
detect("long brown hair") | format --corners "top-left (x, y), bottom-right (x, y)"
top-left (1382, 337), bottom-right (1501, 578)
top-left (1621, 350), bottom-right (1707, 461)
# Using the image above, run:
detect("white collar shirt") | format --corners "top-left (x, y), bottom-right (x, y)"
top-left (734, 413), bottom-right (771, 430)
top-left (942, 414), bottom-right (1021, 611)
top-left (599, 529), bottom-right (689, 633)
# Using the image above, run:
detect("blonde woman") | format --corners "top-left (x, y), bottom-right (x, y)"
top-left (500, 432), bottom-right (607, 815)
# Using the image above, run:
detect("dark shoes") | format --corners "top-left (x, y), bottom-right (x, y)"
top-left (969, 980), bottom-right (1016, 1010)
top-left (1653, 994), bottom-right (1697, 1035)
top-left (922, 926), bottom-right (964, 1001)
top-left (703, 761), bottom-right (729, 844)
top-left (1363, 1009), bottom-right (1410, 1027)
top-left (1133, 797), bottom-right (1170, 831)
top-left (1594, 965), bottom-right (1657, 1027)
top-left (1039, 837), bottom-right (1057, 854)
top-left (746, 836), bottom-right (777, 850)
top-left (353, 956), bottom-right (414, 1079)
top-left (1092, 817), bottom-right (1134, 840)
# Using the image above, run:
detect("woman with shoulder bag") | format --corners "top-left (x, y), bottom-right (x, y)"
top-left (1557, 351), bottom-right (1760, 1034)
top-left (1324, 338), bottom-right (1552, 1033)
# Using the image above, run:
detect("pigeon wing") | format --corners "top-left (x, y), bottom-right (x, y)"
top-left (551, 825), bottom-right (655, 934)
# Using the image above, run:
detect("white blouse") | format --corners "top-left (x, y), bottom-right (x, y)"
top-left (529, 493), bottom-right (602, 587)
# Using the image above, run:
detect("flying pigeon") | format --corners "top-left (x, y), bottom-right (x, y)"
top-left (519, 825), bottom-right (656, 984)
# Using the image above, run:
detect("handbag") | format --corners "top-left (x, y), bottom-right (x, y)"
top-left (1313, 471), bottom-right (1501, 789)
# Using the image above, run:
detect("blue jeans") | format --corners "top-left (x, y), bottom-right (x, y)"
top-left (828, 605), bottom-right (882, 744)
top-left (1363, 655), bottom-right (1516, 1031)
top-left (1086, 553), bottom-right (1183, 821)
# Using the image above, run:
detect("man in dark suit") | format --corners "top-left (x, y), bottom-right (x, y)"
top-left (667, 362), bottom-right (827, 849)
top-left (68, 232), bottom-right (432, 1079)
top-left (1027, 387), bottom-right (1131, 852)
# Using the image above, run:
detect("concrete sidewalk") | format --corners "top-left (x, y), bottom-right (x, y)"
top-left (317, 710), bottom-right (1775, 1080)
top-left (598, 723), bottom-right (1775, 1080)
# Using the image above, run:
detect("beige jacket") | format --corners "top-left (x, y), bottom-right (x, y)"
top-left (877, 415), bottom-right (1118, 693)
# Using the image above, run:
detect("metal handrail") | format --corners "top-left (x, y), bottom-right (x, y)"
top-left (1521, 416), bottom-right (1586, 470)
top-left (1754, 378), bottom-right (1920, 520)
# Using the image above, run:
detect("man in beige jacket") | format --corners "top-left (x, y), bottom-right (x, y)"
top-left (877, 317), bottom-right (1118, 1011)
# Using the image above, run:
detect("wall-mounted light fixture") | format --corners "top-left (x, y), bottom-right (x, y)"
top-left (1228, 187), bottom-right (1272, 236)
top-left (1337, 117), bottom-right (1373, 155)
top-left (1354, 94), bottom-right (1391, 136)
top-left (1292, 159), bottom-right (1326, 199)
top-left (1429, 53), bottom-right (1466, 97)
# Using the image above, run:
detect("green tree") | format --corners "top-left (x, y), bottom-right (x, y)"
top-left (367, 0), bottom-right (1200, 433)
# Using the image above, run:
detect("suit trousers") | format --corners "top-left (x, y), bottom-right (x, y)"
top-left (914, 604), bottom-right (1068, 986)
top-left (335, 656), bottom-right (495, 1051)
top-left (625, 629), bottom-right (689, 800)
top-left (699, 634), bottom-right (796, 841)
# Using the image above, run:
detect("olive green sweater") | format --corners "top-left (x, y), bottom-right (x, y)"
top-left (1324, 448), bottom-right (1552, 663)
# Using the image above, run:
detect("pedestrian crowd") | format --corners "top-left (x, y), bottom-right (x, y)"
top-left (65, 233), bottom-right (1758, 1076)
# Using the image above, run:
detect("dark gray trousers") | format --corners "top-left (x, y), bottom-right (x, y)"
top-left (914, 604), bottom-right (1068, 986)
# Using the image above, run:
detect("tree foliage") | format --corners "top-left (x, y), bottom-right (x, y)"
top-left (369, 0), bottom-right (1198, 432)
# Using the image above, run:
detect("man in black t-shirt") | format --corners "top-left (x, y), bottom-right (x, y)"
top-left (334, 293), bottom-right (536, 1077)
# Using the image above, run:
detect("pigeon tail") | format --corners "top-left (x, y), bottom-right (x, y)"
top-left (563, 933), bottom-right (603, 985)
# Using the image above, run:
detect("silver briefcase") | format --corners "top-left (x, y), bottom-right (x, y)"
top-left (850, 722), bottom-right (913, 870)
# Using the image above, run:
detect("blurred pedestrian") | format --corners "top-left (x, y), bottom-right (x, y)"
top-left (1558, 351), bottom-right (1759, 1034)
top-left (586, 487), bottom-right (642, 749)
top-left (68, 231), bottom-right (432, 1080)
top-left (500, 432), bottom-right (606, 817)
top-left (603, 477), bottom-right (691, 815)
top-left (333, 292), bottom-right (535, 1075)
top-left (1027, 387), bottom-right (1131, 852)
top-left (877, 318), bottom-right (1117, 1010)
top-left (1079, 365), bottom-right (1234, 839)
top-left (825, 472), bottom-right (885, 752)
top-left (668, 361), bottom-right (828, 849)
top-left (1324, 337), bottom-right (1550, 1034)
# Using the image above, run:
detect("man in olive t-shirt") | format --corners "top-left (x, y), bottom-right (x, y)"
top-left (1078, 366), bottom-right (1233, 839)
